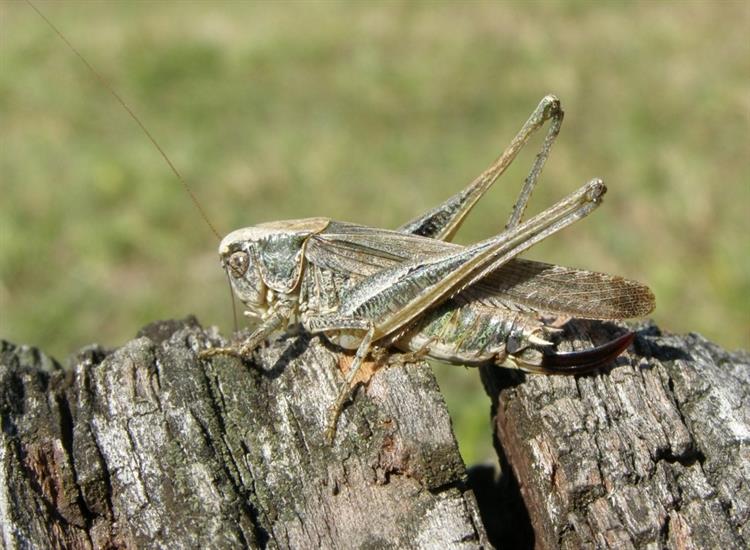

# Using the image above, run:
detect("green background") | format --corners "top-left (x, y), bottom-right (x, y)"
top-left (2, 0), bottom-right (748, 464)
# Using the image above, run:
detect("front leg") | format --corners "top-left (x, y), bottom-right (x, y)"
top-left (200, 310), bottom-right (286, 360)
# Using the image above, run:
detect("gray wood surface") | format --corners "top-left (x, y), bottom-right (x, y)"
top-left (1, 317), bottom-right (487, 549)
top-left (1, 317), bottom-right (747, 549)
top-left (480, 320), bottom-right (749, 549)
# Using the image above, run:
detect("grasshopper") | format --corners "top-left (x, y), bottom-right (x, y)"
top-left (29, 3), bottom-right (653, 444)
top-left (201, 95), bottom-right (655, 442)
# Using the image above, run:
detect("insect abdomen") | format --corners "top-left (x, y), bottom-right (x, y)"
top-left (396, 298), bottom-right (544, 366)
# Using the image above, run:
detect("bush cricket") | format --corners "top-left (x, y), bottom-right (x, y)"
top-left (203, 94), bottom-right (654, 441)
top-left (30, 2), bottom-right (654, 444)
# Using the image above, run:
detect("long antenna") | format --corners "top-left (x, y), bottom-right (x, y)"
top-left (27, 0), bottom-right (241, 332)
top-left (26, 0), bottom-right (222, 241)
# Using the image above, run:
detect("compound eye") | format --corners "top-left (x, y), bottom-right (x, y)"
top-left (227, 251), bottom-right (250, 278)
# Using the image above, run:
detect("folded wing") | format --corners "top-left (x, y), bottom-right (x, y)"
top-left (468, 258), bottom-right (655, 320)
top-left (307, 222), bottom-right (654, 320)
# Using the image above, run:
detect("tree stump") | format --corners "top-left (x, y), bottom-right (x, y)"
top-left (1, 317), bottom-right (747, 548)
top-left (479, 321), bottom-right (749, 549)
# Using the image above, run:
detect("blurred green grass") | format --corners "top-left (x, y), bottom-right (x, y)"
top-left (2, 1), bottom-right (748, 464)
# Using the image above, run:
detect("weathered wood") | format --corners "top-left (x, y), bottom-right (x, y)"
top-left (1, 317), bottom-right (488, 549)
top-left (2, 317), bottom-right (748, 549)
top-left (480, 320), bottom-right (749, 549)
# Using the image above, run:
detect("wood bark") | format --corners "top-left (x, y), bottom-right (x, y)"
top-left (479, 320), bottom-right (749, 549)
top-left (1, 317), bottom-right (487, 549)
top-left (1, 317), bottom-right (748, 549)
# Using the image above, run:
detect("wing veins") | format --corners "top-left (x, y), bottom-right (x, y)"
top-left (308, 225), bottom-right (653, 320)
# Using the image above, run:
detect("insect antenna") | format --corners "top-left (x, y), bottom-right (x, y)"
top-left (26, 0), bottom-right (241, 333)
